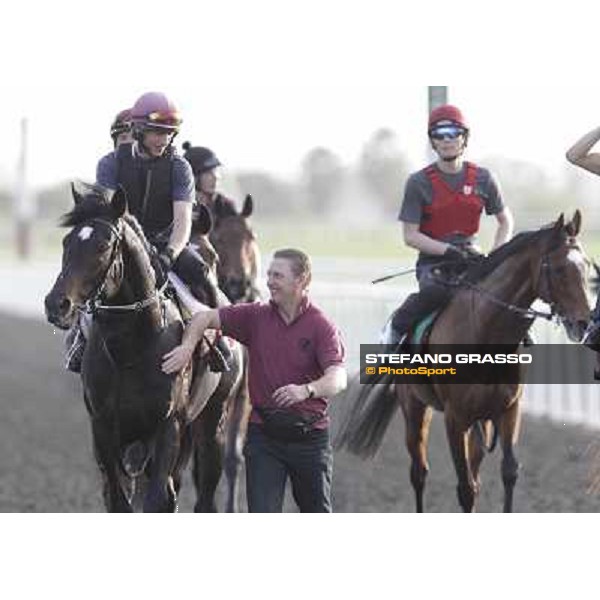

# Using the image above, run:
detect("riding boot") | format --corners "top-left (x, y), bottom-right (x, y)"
top-left (522, 331), bottom-right (535, 347)
top-left (65, 322), bottom-right (86, 373)
top-left (205, 333), bottom-right (232, 373)
top-left (390, 287), bottom-right (451, 343)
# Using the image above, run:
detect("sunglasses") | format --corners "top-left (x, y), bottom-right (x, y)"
top-left (430, 126), bottom-right (466, 141)
top-left (147, 111), bottom-right (182, 127)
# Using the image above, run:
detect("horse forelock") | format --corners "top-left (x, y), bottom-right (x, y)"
top-left (60, 185), bottom-right (113, 228)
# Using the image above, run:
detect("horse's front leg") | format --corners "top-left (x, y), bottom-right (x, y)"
top-left (223, 387), bottom-right (250, 513)
top-left (192, 399), bottom-right (225, 513)
top-left (468, 420), bottom-right (493, 495)
top-left (498, 401), bottom-right (521, 513)
top-left (445, 413), bottom-right (478, 513)
top-left (143, 415), bottom-right (181, 513)
top-left (399, 386), bottom-right (433, 513)
top-left (91, 418), bottom-right (132, 513)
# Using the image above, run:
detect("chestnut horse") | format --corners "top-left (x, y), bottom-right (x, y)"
top-left (337, 212), bottom-right (590, 512)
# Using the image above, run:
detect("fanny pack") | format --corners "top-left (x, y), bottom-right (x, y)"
top-left (255, 407), bottom-right (323, 442)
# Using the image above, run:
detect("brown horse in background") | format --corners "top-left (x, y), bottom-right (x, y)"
top-left (193, 194), bottom-right (261, 304)
top-left (190, 195), bottom-right (261, 511)
top-left (337, 212), bottom-right (591, 512)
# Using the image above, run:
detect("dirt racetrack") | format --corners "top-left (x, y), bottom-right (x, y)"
top-left (1, 311), bottom-right (599, 512)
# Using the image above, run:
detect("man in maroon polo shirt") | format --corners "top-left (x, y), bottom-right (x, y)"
top-left (162, 248), bottom-right (347, 512)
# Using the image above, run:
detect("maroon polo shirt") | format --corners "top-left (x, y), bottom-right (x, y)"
top-left (218, 297), bottom-right (345, 429)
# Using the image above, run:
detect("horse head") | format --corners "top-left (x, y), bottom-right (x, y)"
top-left (536, 210), bottom-right (591, 342)
top-left (210, 195), bottom-right (260, 303)
top-left (44, 184), bottom-right (132, 330)
top-left (459, 210), bottom-right (591, 345)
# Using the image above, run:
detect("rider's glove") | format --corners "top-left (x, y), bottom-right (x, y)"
top-left (158, 247), bottom-right (176, 273)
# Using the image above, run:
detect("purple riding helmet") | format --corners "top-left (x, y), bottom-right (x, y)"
top-left (130, 92), bottom-right (182, 140)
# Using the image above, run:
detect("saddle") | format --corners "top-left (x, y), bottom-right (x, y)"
top-left (407, 311), bottom-right (441, 348)
top-left (166, 272), bottom-right (230, 373)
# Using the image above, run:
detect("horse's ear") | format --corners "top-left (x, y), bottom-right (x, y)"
top-left (111, 186), bottom-right (128, 218)
top-left (554, 213), bottom-right (565, 231)
top-left (566, 209), bottom-right (582, 237)
top-left (193, 203), bottom-right (213, 236)
top-left (71, 182), bottom-right (84, 205)
top-left (241, 194), bottom-right (254, 218)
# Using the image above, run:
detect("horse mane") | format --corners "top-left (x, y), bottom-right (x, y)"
top-left (60, 183), bottom-right (114, 228)
top-left (468, 223), bottom-right (560, 282)
top-left (122, 213), bottom-right (154, 254)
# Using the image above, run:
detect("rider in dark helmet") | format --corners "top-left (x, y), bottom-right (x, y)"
top-left (110, 108), bottom-right (133, 148)
top-left (387, 104), bottom-right (515, 344)
top-left (65, 92), bottom-right (231, 373)
top-left (182, 142), bottom-right (237, 219)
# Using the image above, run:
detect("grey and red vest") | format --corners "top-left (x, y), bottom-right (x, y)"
top-left (419, 162), bottom-right (484, 240)
top-left (116, 143), bottom-right (174, 241)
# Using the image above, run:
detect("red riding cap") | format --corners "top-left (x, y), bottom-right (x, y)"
top-left (428, 104), bottom-right (468, 132)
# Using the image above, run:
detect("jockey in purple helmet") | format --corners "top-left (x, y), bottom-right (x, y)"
top-left (65, 92), bottom-right (231, 373)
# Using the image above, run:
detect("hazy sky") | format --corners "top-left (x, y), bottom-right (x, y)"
top-left (3, 84), bottom-right (600, 191)
top-left (1, 3), bottom-right (599, 196)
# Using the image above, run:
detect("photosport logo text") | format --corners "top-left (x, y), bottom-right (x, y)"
top-left (358, 344), bottom-right (599, 385)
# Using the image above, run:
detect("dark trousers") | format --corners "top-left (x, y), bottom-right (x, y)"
top-left (243, 424), bottom-right (333, 513)
top-left (391, 263), bottom-right (454, 338)
top-left (171, 245), bottom-right (218, 308)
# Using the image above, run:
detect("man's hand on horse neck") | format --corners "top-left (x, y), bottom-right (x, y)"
top-left (161, 309), bottom-right (221, 374)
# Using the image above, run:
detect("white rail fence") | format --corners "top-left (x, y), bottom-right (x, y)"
top-left (1, 262), bottom-right (598, 429)
top-left (309, 281), bottom-right (600, 430)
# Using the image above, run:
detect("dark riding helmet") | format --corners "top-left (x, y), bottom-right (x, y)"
top-left (110, 108), bottom-right (132, 141)
top-left (182, 142), bottom-right (222, 174)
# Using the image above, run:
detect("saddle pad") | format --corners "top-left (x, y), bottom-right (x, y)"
top-left (409, 310), bottom-right (441, 346)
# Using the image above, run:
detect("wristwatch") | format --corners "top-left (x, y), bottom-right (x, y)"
top-left (305, 384), bottom-right (316, 399)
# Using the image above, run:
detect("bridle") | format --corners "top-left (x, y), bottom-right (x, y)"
top-left (79, 217), bottom-right (165, 316)
top-left (460, 243), bottom-right (582, 325)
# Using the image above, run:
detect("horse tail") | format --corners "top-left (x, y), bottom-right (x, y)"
top-left (334, 371), bottom-right (398, 459)
top-left (474, 419), bottom-right (499, 453)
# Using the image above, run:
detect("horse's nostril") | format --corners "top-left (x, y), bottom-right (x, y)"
top-left (59, 298), bottom-right (71, 314)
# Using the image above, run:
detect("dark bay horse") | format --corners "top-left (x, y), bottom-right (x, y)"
top-left (44, 184), bottom-right (244, 512)
top-left (337, 212), bottom-right (591, 512)
top-left (190, 195), bottom-right (261, 511)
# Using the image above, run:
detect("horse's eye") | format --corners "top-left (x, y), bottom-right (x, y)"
top-left (97, 242), bottom-right (111, 253)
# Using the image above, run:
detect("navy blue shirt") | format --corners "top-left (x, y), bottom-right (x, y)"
top-left (96, 143), bottom-right (195, 203)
